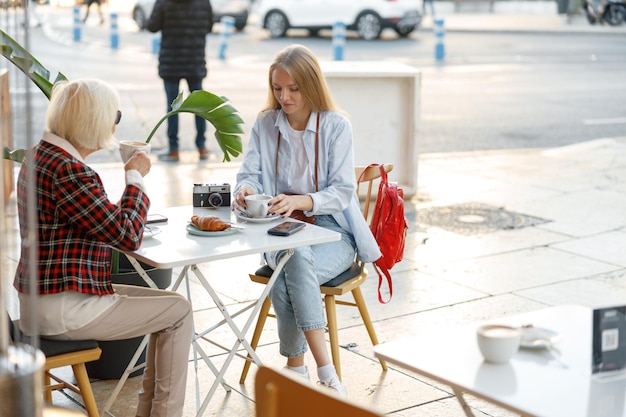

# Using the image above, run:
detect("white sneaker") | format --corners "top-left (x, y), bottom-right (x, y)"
top-left (317, 375), bottom-right (348, 397)
top-left (283, 365), bottom-right (310, 380)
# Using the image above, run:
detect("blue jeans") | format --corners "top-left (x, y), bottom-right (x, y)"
top-left (163, 78), bottom-right (206, 152)
top-left (266, 215), bottom-right (357, 358)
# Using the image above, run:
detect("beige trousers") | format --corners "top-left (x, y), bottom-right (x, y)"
top-left (61, 284), bottom-right (193, 417)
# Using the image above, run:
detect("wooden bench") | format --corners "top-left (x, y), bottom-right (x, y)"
top-left (454, 0), bottom-right (495, 12)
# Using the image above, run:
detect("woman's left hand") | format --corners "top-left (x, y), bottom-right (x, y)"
top-left (269, 194), bottom-right (312, 217)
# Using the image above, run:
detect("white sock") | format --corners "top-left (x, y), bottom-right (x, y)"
top-left (286, 365), bottom-right (308, 375)
top-left (317, 363), bottom-right (337, 381)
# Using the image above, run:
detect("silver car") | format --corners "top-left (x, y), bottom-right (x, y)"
top-left (132, 0), bottom-right (252, 31)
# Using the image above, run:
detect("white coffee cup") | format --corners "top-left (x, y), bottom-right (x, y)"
top-left (245, 194), bottom-right (272, 218)
top-left (119, 140), bottom-right (151, 163)
top-left (476, 324), bottom-right (521, 364)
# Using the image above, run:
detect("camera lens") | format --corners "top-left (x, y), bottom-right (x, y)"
top-left (208, 193), bottom-right (223, 208)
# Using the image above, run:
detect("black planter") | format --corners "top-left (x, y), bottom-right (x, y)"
top-left (85, 256), bottom-right (172, 380)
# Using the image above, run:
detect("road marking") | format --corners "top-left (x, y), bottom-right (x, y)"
top-left (583, 118), bottom-right (626, 125)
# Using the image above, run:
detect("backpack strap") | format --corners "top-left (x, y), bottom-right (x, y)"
top-left (373, 264), bottom-right (393, 304)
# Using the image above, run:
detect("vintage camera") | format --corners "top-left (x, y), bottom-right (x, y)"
top-left (193, 183), bottom-right (231, 208)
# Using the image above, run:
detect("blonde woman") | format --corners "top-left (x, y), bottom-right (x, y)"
top-left (14, 78), bottom-right (192, 417)
top-left (234, 45), bottom-right (381, 396)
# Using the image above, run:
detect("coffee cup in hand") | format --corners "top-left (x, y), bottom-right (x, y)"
top-left (119, 140), bottom-right (151, 163)
top-left (476, 324), bottom-right (521, 364)
top-left (245, 194), bottom-right (272, 218)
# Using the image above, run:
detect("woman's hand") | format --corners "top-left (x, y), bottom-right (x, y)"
top-left (124, 151), bottom-right (151, 177)
top-left (233, 185), bottom-right (255, 210)
top-left (269, 194), bottom-right (313, 218)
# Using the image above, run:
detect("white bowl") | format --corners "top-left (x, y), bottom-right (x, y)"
top-left (476, 324), bottom-right (521, 364)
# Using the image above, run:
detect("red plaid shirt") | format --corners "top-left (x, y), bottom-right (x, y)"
top-left (14, 139), bottom-right (150, 296)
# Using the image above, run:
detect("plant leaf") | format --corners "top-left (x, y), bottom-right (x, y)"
top-left (0, 30), bottom-right (67, 99)
top-left (148, 90), bottom-right (244, 161)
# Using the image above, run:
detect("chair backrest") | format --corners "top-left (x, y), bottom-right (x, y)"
top-left (255, 366), bottom-right (383, 417)
top-left (354, 163), bottom-right (394, 227)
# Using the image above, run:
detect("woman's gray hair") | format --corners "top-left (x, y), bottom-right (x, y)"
top-left (46, 78), bottom-right (119, 151)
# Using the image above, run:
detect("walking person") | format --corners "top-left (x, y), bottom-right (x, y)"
top-left (146, 0), bottom-right (214, 162)
top-left (83, 0), bottom-right (104, 25)
top-left (233, 44), bottom-right (382, 396)
top-left (14, 78), bottom-right (193, 417)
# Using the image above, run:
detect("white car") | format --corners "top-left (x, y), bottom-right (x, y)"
top-left (132, 0), bottom-right (252, 31)
top-left (255, 0), bottom-right (421, 40)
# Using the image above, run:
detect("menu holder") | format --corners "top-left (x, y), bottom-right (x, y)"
top-left (592, 305), bottom-right (626, 374)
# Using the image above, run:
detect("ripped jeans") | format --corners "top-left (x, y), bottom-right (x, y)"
top-left (265, 215), bottom-right (356, 358)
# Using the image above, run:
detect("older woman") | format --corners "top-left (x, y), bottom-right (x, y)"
top-left (14, 78), bottom-right (192, 417)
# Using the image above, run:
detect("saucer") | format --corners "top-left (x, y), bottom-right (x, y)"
top-left (143, 225), bottom-right (161, 239)
top-left (186, 224), bottom-right (239, 237)
top-left (235, 211), bottom-right (281, 223)
top-left (520, 326), bottom-right (561, 349)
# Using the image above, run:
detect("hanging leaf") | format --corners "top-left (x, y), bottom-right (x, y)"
top-left (0, 30), bottom-right (67, 99)
top-left (145, 90), bottom-right (244, 161)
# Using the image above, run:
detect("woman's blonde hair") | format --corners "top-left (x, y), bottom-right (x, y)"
top-left (264, 44), bottom-right (339, 113)
top-left (46, 78), bottom-right (119, 151)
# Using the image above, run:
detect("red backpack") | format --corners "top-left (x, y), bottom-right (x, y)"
top-left (360, 164), bottom-right (408, 304)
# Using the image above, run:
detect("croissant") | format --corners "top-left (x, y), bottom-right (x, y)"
top-left (191, 215), bottom-right (232, 232)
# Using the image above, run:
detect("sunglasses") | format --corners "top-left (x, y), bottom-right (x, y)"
top-left (115, 110), bottom-right (122, 125)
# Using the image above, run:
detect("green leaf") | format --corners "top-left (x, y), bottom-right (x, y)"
top-left (4, 147), bottom-right (25, 163)
top-left (0, 30), bottom-right (67, 99)
top-left (146, 90), bottom-right (244, 161)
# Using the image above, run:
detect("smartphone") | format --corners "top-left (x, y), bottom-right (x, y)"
top-left (267, 221), bottom-right (306, 236)
top-left (147, 214), bottom-right (168, 224)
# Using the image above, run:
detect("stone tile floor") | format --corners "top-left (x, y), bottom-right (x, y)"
top-left (7, 137), bottom-right (626, 416)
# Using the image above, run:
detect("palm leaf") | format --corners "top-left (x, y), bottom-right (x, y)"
top-left (145, 90), bottom-right (244, 161)
top-left (0, 30), bottom-right (67, 99)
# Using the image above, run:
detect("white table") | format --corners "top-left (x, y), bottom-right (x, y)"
top-left (374, 305), bottom-right (626, 417)
top-left (101, 206), bottom-right (340, 417)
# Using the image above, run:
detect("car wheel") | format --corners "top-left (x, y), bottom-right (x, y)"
top-left (394, 24), bottom-right (416, 37)
top-left (265, 10), bottom-right (289, 38)
top-left (235, 12), bottom-right (248, 31)
top-left (133, 7), bottom-right (147, 30)
top-left (584, 2), bottom-right (597, 24)
top-left (605, 5), bottom-right (624, 25)
top-left (356, 11), bottom-right (382, 40)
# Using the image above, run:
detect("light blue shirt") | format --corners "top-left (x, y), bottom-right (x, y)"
top-left (235, 109), bottom-right (382, 263)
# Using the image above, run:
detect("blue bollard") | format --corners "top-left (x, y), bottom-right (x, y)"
top-left (217, 16), bottom-right (235, 60)
top-left (332, 22), bottom-right (346, 61)
top-left (110, 13), bottom-right (119, 49)
top-left (73, 6), bottom-right (81, 42)
top-left (434, 18), bottom-right (445, 61)
top-left (152, 36), bottom-right (161, 55)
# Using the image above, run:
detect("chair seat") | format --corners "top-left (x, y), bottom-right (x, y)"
top-left (253, 262), bottom-right (363, 288)
top-left (11, 320), bottom-right (99, 357)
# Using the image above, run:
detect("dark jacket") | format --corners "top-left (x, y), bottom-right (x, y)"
top-left (146, 0), bottom-right (213, 80)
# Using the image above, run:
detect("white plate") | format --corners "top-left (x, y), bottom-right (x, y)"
top-left (186, 223), bottom-right (239, 237)
top-left (143, 225), bottom-right (161, 239)
top-left (235, 211), bottom-right (281, 223)
top-left (520, 326), bottom-right (561, 349)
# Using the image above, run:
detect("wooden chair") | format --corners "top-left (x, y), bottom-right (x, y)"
top-left (8, 315), bottom-right (102, 417)
top-left (240, 164), bottom-right (392, 384)
top-left (255, 365), bottom-right (383, 417)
